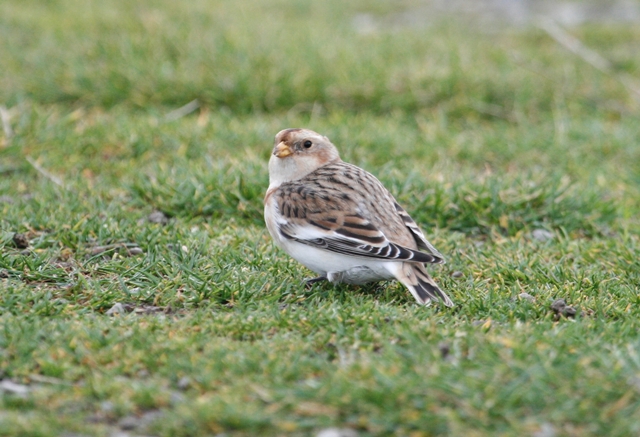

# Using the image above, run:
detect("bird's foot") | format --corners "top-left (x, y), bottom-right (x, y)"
top-left (304, 276), bottom-right (327, 289)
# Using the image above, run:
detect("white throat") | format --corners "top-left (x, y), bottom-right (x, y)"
top-left (268, 154), bottom-right (321, 189)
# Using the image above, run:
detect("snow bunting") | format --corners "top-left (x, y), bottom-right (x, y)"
top-left (264, 128), bottom-right (453, 307)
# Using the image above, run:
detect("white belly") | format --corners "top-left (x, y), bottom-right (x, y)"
top-left (265, 194), bottom-right (397, 285)
top-left (279, 238), bottom-right (396, 284)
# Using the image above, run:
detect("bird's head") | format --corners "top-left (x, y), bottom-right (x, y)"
top-left (268, 128), bottom-right (341, 186)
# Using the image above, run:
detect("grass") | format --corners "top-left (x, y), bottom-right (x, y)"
top-left (1, 0), bottom-right (640, 435)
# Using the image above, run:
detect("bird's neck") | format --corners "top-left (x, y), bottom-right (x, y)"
top-left (268, 156), bottom-right (339, 188)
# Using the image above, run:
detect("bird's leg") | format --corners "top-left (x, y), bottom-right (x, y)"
top-left (304, 276), bottom-right (327, 289)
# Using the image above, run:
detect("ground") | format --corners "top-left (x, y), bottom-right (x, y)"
top-left (1, 0), bottom-right (640, 436)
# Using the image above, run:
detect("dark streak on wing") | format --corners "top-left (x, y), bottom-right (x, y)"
top-left (340, 221), bottom-right (378, 231)
top-left (309, 220), bottom-right (332, 231)
top-left (334, 228), bottom-right (386, 244)
top-left (393, 202), bottom-right (444, 263)
top-left (280, 222), bottom-right (440, 264)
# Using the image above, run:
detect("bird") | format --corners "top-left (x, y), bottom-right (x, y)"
top-left (264, 128), bottom-right (453, 307)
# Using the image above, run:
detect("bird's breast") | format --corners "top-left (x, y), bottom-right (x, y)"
top-left (264, 193), bottom-right (286, 249)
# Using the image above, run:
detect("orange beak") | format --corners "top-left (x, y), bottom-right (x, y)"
top-left (273, 141), bottom-right (293, 158)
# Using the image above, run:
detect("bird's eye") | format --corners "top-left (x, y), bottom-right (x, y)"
top-left (303, 140), bottom-right (313, 149)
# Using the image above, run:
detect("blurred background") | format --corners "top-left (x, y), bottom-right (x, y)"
top-left (2, 0), bottom-right (639, 234)
top-left (2, 0), bottom-right (638, 114)
top-left (1, 0), bottom-right (639, 229)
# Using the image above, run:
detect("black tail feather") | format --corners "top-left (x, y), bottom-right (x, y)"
top-left (413, 266), bottom-right (454, 307)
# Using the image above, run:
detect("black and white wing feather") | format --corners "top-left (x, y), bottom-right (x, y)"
top-left (277, 212), bottom-right (441, 264)
top-left (393, 202), bottom-right (444, 263)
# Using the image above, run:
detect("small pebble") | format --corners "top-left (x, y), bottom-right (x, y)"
top-left (0, 270), bottom-right (8, 278)
top-left (550, 298), bottom-right (578, 319)
top-left (147, 211), bottom-right (169, 225)
top-left (550, 299), bottom-right (566, 314)
top-left (451, 271), bottom-right (463, 278)
top-left (532, 229), bottom-right (554, 242)
top-left (518, 292), bottom-right (535, 302)
top-left (564, 306), bottom-right (577, 318)
top-left (106, 303), bottom-right (126, 316)
top-left (177, 376), bottom-right (191, 390)
top-left (127, 247), bottom-right (144, 256)
top-left (89, 246), bottom-right (110, 256)
top-left (12, 232), bottom-right (29, 249)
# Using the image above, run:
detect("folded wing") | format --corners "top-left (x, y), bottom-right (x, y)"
top-left (393, 202), bottom-right (445, 263)
top-left (277, 211), bottom-right (442, 264)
